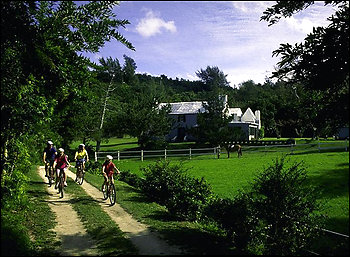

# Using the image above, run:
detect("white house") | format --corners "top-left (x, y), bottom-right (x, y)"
top-left (159, 95), bottom-right (261, 142)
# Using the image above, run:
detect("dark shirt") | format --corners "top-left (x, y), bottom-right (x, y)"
top-left (44, 146), bottom-right (57, 161)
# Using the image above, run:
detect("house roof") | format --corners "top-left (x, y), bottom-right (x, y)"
top-left (228, 108), bottom-right (242, 116)
top-left (241, 107), bottom-right (256, 123)
top-left (159, 101), bottom-right (206, 115)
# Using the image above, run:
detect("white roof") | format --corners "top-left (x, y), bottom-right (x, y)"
top-left (241, 107), bottom-right (256, 123)
top-left (228, 108), bottom-right (242, 116)
top-left (159, 101), bottom-right (206, 115)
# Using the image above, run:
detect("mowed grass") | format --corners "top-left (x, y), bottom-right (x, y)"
top-left (72, 137), bottom-right (349, 235)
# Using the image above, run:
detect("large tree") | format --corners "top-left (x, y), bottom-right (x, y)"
top-left (261, 1), bottom-right (349, 136)
top-left (196, 66), bottom-right (230, 92)
top-left (1, 0), bottom-right (134, 217)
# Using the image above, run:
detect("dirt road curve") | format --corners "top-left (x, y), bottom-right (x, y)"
top-left (38, 166), bottom-right (185, 255)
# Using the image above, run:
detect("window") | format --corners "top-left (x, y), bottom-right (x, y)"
top-left (249, 127), bottom-right (256, 136)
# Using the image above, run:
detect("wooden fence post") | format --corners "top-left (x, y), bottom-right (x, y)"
top-left (164, 149), bottom-right (167, 160)
top-left (345, 139), bottom-right (348, 151)
top-left (95, 152), bottom-right (97, 162)
top-left (189, 148), bottom-right (192, 159)
top-left (118, 151), bottom-right (120, 161)
top-left (141, 150), bottom-right (143, 161)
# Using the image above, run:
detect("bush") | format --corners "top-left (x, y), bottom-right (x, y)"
top-left (245, 156), bottom-right (324, 255)
top-left (203, 194), bottom-right (257, 252)
top-left (141, 160), bottom-right (213, 221)
top-left (85, 160), bottom-right (103, 175)
top-left (119, 170), bottom-right (144, 189)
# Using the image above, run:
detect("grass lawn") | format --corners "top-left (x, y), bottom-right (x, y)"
top-left (114, 151), bottom-right (349, 234)
top-left (70, 137), bottom-right (349, 235)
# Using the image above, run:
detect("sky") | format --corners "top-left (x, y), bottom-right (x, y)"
top-left (82, 1), bottom-right (337, 88)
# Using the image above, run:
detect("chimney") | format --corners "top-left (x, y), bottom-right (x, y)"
top-left (255, 110), bottom-right (261, 129)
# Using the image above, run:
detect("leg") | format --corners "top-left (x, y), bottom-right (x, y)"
top-left (45, 161), bottom-right (49, 177)
top-left (110, 174), bottom-right (114, 185)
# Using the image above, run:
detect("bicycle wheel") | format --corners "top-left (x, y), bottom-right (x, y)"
top-left (59, 173), bottom-right (64, 198)
top-left (78, 165), bottom-right (84, 185)
top-left (102, 182), bottom-right (108, 200)
top-left (109, 183), bottom-right (116, 206)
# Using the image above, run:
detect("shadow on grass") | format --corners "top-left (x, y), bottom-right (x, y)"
top-left (89, 226), bottom-right (138, 255)
top-left (155, 224), bottom-right (241, 255)
top-left (68, 196), bottom-right (101, 205)
top-left (306, 166), bottom-right (349, 199)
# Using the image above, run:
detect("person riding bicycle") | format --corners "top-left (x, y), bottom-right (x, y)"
top-left (74, 143), bottom-right (89, 172)
top-left (43, 141), bottom-right (57, 178)
top-left (54, 148), bottom-right (70, 188)
top-left (102, 155), bottom-right (120, 185)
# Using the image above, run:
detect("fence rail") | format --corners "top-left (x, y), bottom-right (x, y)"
top-left (94, 140), bottom-right (348, 161)
top-left (95, 147), bottom-right (218, 161)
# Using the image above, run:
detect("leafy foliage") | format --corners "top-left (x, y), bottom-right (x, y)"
top-left (1, 2), bottom-right (134, 254)
top-left (141, 160), bottom-right (213, 221)
top-left (261, 1), bottom-right (349, 134)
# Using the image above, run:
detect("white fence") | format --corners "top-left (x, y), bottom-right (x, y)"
top-left (95, 147), bottom-right (219, 161)
top-left (94, 140), bottom-right (348, 162)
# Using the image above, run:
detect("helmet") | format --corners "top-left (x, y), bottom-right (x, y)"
top-left (58, 148), bottom-right (64, 153)
top-left (106, 155), bottom-right (113, 160)
top-left (47, 140), bottom-right (53, 145)
top-left (79, 143), bottom-right (85, 147)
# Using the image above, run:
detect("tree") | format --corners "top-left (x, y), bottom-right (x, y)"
top-left (192, 93), bottom-right (245, 156)
top-left (261, 1), bottom-right (349, 136)
top-left (1, 0), bottom-right (134, 231)
top-left (118, 94), bottom-right (173, 149)
top-left (196, 66), bottom-right (230, 91)
top-left (92, 57), bottom-right (125, 152)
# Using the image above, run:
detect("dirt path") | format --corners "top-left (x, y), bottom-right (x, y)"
top-left (38, 166), bottom-right (185, 255)
top-left (38, 166), bottom-right (99, 256)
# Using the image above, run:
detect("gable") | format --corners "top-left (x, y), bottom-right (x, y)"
top-left (241, 107), bottom-right (256, 123)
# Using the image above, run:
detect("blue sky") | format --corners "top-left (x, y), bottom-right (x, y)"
top-left (82, 1), bottom-right (336, 88)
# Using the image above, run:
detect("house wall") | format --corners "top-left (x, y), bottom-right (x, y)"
top-left (166, 114), bottom-right (198, 141)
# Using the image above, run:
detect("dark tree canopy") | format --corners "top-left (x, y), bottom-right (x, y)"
top-left (260, 1), bottom-right (349, 133)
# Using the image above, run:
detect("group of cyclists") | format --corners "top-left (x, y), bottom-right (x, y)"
top-left (42, 140), bottom-right (120, 193)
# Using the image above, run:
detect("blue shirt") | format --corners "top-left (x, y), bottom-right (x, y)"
top-left (44, 147), bottom-right (57, 161)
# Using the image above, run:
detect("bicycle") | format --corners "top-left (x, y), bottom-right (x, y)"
top-left (75, 160), bottom-right (85, 185)
top-left (47, 162), bottom-right (55, 187)
top-left (57, 168), bottom-right (66, 198)
top-left (102, 174), bottom-right (117, 206)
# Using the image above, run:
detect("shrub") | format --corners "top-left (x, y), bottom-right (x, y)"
top-left (246, 156), bottom-right (324, 255)
top-left (203, 194), bottom-right (257, 252)
top-left (85, 160), bottom-right (103, 175)
top-left (119, 170), bottom-right (144, 189)
top-left (141, 160), bottom-right (213, 221)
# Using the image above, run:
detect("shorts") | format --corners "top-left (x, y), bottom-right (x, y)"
top-left (45, 159), bottom-right (55, 166)
top-left (56, 167), bottom-right (67, 177)
top-left (105, 170), bottom-right (114, 178)
top-left (76, 158), bottom-right (85, 167)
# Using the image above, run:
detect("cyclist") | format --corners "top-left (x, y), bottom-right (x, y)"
top-left (43, 141), bottom-right (57, 178)
top-left (74, 143), bottom-right (89, 172)
top-left (54, 148), bottom-right (70, 188)
top-left (102, 155), bottom-right (120, 186)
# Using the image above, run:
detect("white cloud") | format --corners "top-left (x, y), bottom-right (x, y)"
top-left (136, 9), bottom-right (176, 38)
top-left (224, 67), bottom-right (272, 87)
top-left (185, 73), bottom-right (198, 81)
top-left (284, 16), bottom-right (323, 34)
top-left (232, 1), bottom-right (273, 14)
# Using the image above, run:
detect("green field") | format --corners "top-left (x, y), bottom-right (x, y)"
top-left (72, 137), bottom-right (349, 234)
